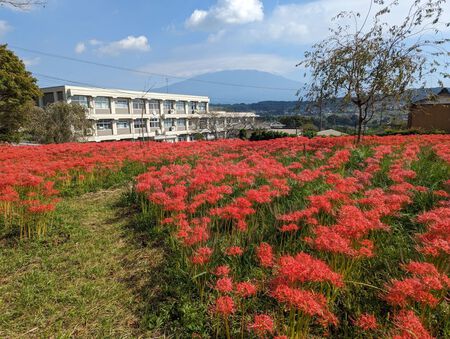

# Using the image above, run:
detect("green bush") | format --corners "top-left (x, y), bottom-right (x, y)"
top-left (249, 130), bottom-right (291, 141)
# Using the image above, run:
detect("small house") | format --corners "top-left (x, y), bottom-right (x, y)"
top-left (408, 88), bottom-right (450, 132)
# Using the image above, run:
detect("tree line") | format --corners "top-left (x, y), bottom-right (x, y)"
top-left (0, 44), bottom-right (90, 143)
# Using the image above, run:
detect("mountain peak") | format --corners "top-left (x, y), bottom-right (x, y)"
top-left (154, 70), bottom-right (301, 104)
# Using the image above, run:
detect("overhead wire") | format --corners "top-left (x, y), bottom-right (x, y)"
top-left (11, 45), bottom-right (299, 92)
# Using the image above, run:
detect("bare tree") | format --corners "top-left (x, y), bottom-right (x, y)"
top-left (26, 102), bottom-right (92, 144)
top-left (0, 0), bottom-right (45, 9)
top-left (299, 0), bottom-right (449, 143)
top-left (205, 112), bottom-right (256, 139)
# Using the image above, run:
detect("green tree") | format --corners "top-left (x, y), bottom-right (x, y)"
top-left (299, 0), bottom-right (449, 143)
top-left (0, 44), bottom-right (41, 142)
top-left (26, 102), bottom-right (92, 144)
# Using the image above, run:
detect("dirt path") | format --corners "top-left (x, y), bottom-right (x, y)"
top-left (0, 188), bottom-right (163, 338)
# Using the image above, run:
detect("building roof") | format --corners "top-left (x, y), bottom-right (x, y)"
top-left (317, 129), bottom-right (347, 136)
top-left (41, 85), bottom-right (210, 102)
top-left (412, 88), bottom-right (450, 105)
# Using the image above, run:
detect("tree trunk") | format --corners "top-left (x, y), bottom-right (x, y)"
top-left (356, 106), bottom-right (363, 144)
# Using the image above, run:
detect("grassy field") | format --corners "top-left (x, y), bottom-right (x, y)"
top-left (0, 136), bottom-right (449, 338)
top-left (0, 187), bottom-right (165, 338)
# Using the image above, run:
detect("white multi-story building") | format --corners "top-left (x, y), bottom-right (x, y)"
top-left (38, 85), bottom-right (257, 142)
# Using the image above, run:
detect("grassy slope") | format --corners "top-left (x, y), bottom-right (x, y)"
top-left (0, 188), bottom-right (163, 338)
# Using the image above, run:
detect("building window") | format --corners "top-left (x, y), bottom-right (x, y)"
top-left (43, 92), bottom-right (54, 106)
top-left (199, 118), bottom-right (208, 129)
top-left (134, 119), bottom-right (146, 129)
top-left (133, 99), bottom-right (144, 110)
top-left (163, 101), bottom-right (174, 112)
top-left (96, 119), bottom-right (112, 130)
top-left (176, 101), bottom-right (185, 113)
top-left (198, 102), bottom-right (207, 111)
top-left (115, 98), bottom-right (129, 109)
top-left (94, 97), bottom-right (110, 109)
top-left (57, 91), bottom-right (64, 101)
top-left (71, 95), bottom-right (89, 108)
top-left (164, 118), bottom-right (174, 129)
top-left (190, 102), bottom-right (198, 112)
top-left (177, 118), bottom-right (186, 127)
top-left (149, 100), bottom-right (159, 111)
top-left (149, 118), bottom-right (159, 128)
top-left (117, 120), bottom-right (130, 129)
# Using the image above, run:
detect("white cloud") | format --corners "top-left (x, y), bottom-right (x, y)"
top-left (250, 0), bottom-right (450, 45)
top-left (75, 35), bottom-right (151, 56)
top-left (0, 20), bottom-right (11, 37)
top-left (88, 39), bottom-right (102, 46)
top-left (140, 53), bottom-right (298, 78)
top-left (186, 0), bottom-right (264, 29)
top-left (75, 42), bottom-right (86, 54)
top-left (97, 35), bottom-right (150, 55)
top-left (22, 56), bottom-right (40, 67)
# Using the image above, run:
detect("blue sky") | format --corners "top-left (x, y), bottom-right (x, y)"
top-left (0, 0), bottom-right (449, 92)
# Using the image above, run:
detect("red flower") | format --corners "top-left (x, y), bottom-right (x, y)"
top-left (235, 281), bottom-right (257, 298)
top-left (213, 265), bottom-right (230, 277)
top-left (215, 277), bottom-right (233, 293)
top-left (272, 284), bottom-right (338, 327)
top-left (225, 246), bottom-right (244, 256)
top-left (279, 223), bottom-right (299, 233)
top-left (277, 252), bottom-right (344, 287)
top-left (248, 314), bottom-right (274, 337)
top-left (256, 242), bottom-right (274, 268)
top-left (190, 247), bottom-right (213, 265)
top-left (354, 313), bottom-right (378, 331)
top-left (391, 310), bottom-right (433, 339)
top-left (215, 296), bottom-right (235, 316)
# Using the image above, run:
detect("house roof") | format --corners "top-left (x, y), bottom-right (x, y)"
top-left (412, 88), bottom-right (450, 105)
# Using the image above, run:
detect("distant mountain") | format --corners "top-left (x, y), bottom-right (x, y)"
top-left (211, 87), bottom-right (447, 116)
top-left (153, 70), bottom-right (302, 104)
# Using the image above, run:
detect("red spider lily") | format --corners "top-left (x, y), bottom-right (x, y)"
top-left (27, 202), bottom-right (56, 214)
top-left (215, 277), bottom-right (233, 293)
top-left (225, 246), bottom-right (244, 256)
top-left (384, 261), bottom-right (448, 308)
top-left (433, 190), bottom-right (449, 198)
top-left (416, 207), bottom-right (450, 257)
top-left (211, 197), bottom-right (255, 224)
top-left (235, 281), bottom-right (257, 298)
top-left (42, 181), bottom-right (59, 197)
top-left (256, 242), bottom-right (274, 268)
top-left (276, 252), bottom-right (344, 287)
top-left (272, 284), bottom-right (338, 327)
top-left (248, 314), bottom-right (275, 337)
top-left (0, 187), bottom-right (19, 202)
top-left (215, 296), bottom-right (235, 316)
top-left (213, 265), bottom-right (230, 277)
top-left (245, 185), bottom-right (278, 204)
top-left (279, 223), bottom-right (300, 233)
top-left (190, 247), bottom-right (213, 266)
top-left (353, 313), bottom-right (378, 331)
top-left (305, 228), bottom-right (356, 257)
top-left (391, 310), bottom-right (434, 339)
top-left (277, 207), bottom-right (318, 224)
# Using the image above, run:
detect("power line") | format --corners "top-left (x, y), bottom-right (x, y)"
top-left (34, 72), bottom-right (259, 104)
top-left (11, 45), bottom-right (299, 92)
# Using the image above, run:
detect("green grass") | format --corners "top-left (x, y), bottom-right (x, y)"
top-left (0, 187), bottom-right (164, 338)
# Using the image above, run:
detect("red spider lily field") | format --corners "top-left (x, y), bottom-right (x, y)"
top-left (1, 135), bottom-right (449, 338)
